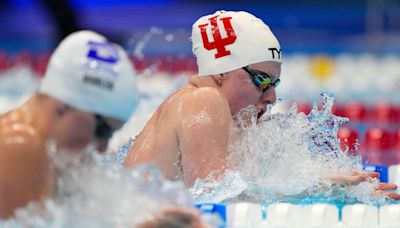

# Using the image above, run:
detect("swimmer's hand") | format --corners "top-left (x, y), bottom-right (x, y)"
top-left (138, 206), bottom-right (211, 228)
top-left (327, 171), bottom-right (400, 200)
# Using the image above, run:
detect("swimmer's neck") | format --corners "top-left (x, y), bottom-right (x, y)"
top-left (188, 75), bottom-right (219, 88)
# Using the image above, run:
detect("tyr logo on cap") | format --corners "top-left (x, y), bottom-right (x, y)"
top-left (198, 15), bottom-right (237, 59)
top-left (268, 48), bottom-right (281, 59)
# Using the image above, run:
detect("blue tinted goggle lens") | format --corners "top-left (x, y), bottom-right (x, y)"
top-left (243, 66), bottom-right (280, 93)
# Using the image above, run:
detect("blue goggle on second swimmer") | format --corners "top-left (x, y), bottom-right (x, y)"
top-left (242, 66), bottom-right (281, 93)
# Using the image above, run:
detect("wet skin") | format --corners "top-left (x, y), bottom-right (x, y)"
top-left (0, 93), bottom-right (122, 218)
top-left (125, 60), bottom-right (400, 200)
top-left (125, 61), bottom-right (280, 187)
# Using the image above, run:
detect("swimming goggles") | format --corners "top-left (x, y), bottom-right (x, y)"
top-left (242, 66), bottom-right (280, 93)
top-left (94, 114), bottom-right (114, 140)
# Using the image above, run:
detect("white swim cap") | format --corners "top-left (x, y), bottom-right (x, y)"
top-left (192, 10), bottom-right (281, 76)
top-left (39, 30), bottom-right (139, 121)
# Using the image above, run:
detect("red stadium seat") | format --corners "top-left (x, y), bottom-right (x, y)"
top-left (187, 58), bottom-right (198, 73)
top-left (130, 56), bottom-right (147, 72)
top-left (332, 103), bottom-right (346, 117)
top-left (130, 55), bottom-right (196, 74)
top-left (33, 52), bottom-right (50, 77)
top-left (365, 128), bottom-right (394, 151)
top-left (392, 105), bottom-right (400, 124)
top-left (344, 101), bottom-right (368, 122)
top-left (8, 51), bottom-right (33, 69)
top-left (0, 51), bottom-right (7, 72)
top-left (337, 127), bottom-right (359, 153)
top-left (364, 128), bottom-right (396, 165)
top-left (295, 102), bottom-right (312, 115)
top-left (174, 55), bottom-right (187, 72)
top-left (157, 55), bottom-right (175, 72)
top-left (175, 55), bottom-right (196, 73)
top-left (371, 102), bottom-right (399, 124)
top-left (395, 129), bottom-right (400, 151)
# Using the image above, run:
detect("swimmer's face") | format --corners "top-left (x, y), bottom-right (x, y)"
top-left (94, 116), bottom-right (124, 152)
top-left (221, 61), bottom-right (281, 117)
top-left (53, 108), bottom-right (124, 152)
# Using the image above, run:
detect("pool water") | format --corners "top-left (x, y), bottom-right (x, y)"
top-left (1, 55), bottom-right (400, 227)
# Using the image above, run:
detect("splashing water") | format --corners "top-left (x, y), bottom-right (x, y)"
top-left (1, 142), bottom-right (201, 227)
top-left (132, 27), bottom-right (163, 60)
top-left (191, 93), bottom-right (388, 205)
top-left (116, 137), bottom-right (136, 165)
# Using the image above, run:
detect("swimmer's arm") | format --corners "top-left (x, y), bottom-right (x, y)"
top-left (178, 88), bottom-right (233, 187)
top-left (0, 136), bottom-right (55, 218)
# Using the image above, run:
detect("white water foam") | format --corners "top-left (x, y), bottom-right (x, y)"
top-left (191, 93), bottom-right (387, 205)
top-left (1, 142), bottom-right (201, 227)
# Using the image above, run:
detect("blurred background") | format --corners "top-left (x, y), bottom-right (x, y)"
top-left (1, 0), bottom-right (400, 54)
top-left (1, 0), bottom-right (400, 165)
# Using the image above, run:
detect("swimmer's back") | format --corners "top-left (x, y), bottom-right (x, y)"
top-left (125, 84), bottom-right (196, 180)
top-left (125, 83), bottom-right (232, 183)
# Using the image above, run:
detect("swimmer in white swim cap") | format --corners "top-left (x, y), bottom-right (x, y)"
top-left (125, 10), bottom-right (282, 186)
top-left (124, 11), bottom-right (400, 201)
top-left (0, 30), bottom-right (139, 218)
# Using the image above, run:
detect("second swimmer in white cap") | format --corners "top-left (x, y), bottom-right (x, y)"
top-left (0, 30), bottom-right (139, 218)
top-left (125, 10), bottom-right (281, 187)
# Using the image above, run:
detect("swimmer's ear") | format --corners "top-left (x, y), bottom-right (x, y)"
top-left (212, 74), bottom-right (224, 86)
top-left (56, 104), bottom-right (71, 116)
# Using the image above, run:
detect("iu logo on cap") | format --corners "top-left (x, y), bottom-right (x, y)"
top-left (198, 15), bottom-right (237, 59)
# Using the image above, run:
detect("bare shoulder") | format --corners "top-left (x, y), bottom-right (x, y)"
top-left (0, 126), bottom-right (44, 164)
top-left (183, 86), bottom-right (226, 103)
top-left (179, 86), bottom-right (230, 115)
top-left (176, 86), bottom-right (232, 132)
top-left (0, 113), bottom-right (50, 181)
top-left (0, 121), bottom-right (40, 148)
top-left (159, 85), bottom-right (231, 126)
top-left (0, 111), bottom-right (43, 156)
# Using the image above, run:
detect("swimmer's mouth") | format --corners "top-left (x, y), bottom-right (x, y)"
top-left (257, 110), bottom-right (265, 120)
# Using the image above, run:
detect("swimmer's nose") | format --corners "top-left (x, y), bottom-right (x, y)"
top-left (96, 139), bottom-right (109, 153)
top-left (260, 87), bottom-right (276, 105)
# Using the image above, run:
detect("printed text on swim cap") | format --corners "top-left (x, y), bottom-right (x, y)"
top-left (268, 48), bottom-right (281, 59)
